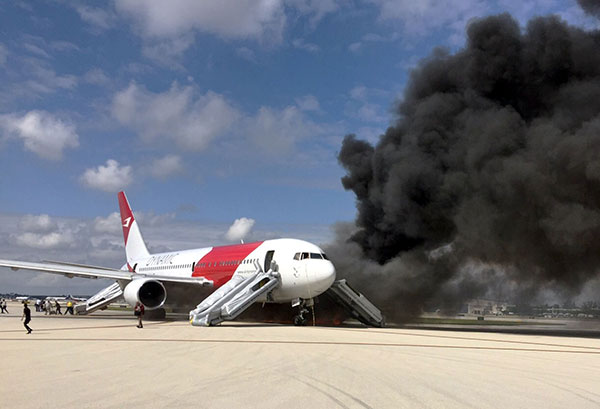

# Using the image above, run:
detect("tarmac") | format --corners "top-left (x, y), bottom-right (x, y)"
top-left (1, 300), bottom-right (600, 409)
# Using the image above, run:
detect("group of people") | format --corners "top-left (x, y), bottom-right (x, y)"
top-left (34, 299), bottom-right (75, 315)
top-left (20, 299), bottom-right (76, 334)
top-left (17, 299), bottom-right (145, 334)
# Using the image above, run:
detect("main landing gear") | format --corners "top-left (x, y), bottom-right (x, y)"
top-left (292, 298), bottom-right (313, 326)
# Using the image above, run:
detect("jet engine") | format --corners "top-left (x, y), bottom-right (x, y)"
top-left (123, 278), bottom-right (166, 310)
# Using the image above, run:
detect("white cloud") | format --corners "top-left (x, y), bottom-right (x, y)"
top-left (236, 47), bottom-right (257, 63)
top-left (15, 232), bottom-right (74, 250)
top-left (0, 110), bottom-right (79, 160)
top-left (23, 42), bottom-right (50, 59)
top-left (356, 126), bottom-right (385, 145)
top-left (0, 43), bottom-right (7, 66)
top-left (50, 40), bottom-right (80, 52)
top-left (135, 211), bottom-right (176, 227)
top-left (94, 212), bottom-right (122, 234)
top-left (6, 55), bottom-right (79, 98)
top-left (348, 42), bottom-right (362, 53)
top-left (497, 0), bottom-right (559, 24)
top-left (372, 0), bottom-right (489, 45)
top-left (346, 85), bottom-right (390, 124)
top-left (75, 5), bottom-right (116, 31)
top-left (112, 0), bottom-right (343, 59)
top-left (12, 36), bottom-right (79, 93)
top-left (368, 0), bottom-right (600, 48)
top-left (295, 95), bottom-right (320, 112)
top-left (115, 0), bottom-right (286, 41)
top-left (286, 0), bottom-right (341, 26)
top-left (245, 105), bottom-right (318, 155)
top-left (225, 217), bottom-right (256, 241)
top-left (29, 66), bottom-right (78, 90)
top-left (150, 154), bottom-right (183, 179)
top-left (112, 82), bottom-right (239, 151)
top-left (83, 68), bottom-right (110, 85)
top-left (292, 38), bottom-right (320, 52)
top-left (349, 32), bottom-right (399, 54)
top-left (12, 214), bottom-right (75, 250)
top-left (552, 4), bottom-right (600, 30)
top-left (80, 159), bottom-right (133, 192)
top-left (350, 85), bottom-right (368, 101)
top-left (141, 34), bottom-right (195, 67)
top-left (357, 102), bottom-right (386, 122)
top-left (20, 214), bottom-right (57, 233)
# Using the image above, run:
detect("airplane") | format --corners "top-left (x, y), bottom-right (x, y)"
top-left (0, 191), bottom-right (359, 326)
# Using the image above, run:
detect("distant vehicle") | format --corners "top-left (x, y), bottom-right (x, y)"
top-left (42, 295), bottom-right (87, 302)
top-left (14, 296), bottom-right (30, 301)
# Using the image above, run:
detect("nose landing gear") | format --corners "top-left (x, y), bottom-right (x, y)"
top-left (293, 308), bottom-right (309, 326)
top-left (292, 298), bottom-right (314, 326)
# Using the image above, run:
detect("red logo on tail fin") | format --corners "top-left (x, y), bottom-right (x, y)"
top-left (118, 191), bottom-right (134, 246)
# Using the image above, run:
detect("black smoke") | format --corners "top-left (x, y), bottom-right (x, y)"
top-left (332, 12), bottom-right (600, 322)
top-left (578, 0), bottom-right (600, 19)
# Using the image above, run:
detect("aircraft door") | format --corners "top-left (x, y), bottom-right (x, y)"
top-left (264, 250), bottom-right (275, 272)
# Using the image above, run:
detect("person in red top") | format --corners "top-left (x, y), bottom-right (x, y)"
top-left (134, 301), bottom-right (144, 328)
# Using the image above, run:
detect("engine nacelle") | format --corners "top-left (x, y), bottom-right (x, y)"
top-left (123, 278), bottom-right (166, 310)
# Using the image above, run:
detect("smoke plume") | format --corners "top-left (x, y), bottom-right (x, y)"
top-left (578, 0), bottom-right (600, 19)
top-left (332, 12), bottom-right (600, 322)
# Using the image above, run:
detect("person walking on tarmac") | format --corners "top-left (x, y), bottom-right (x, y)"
top-left (134, 301), bottom-right (144, 328)
top-left (0, 298), bottom-right (8, 314)
top-left (54, 300), bottom-right (62, 315)
top-left (21, 301), bottom-right (32, 334)
top-left (64, 300), bottom-right (74, 315)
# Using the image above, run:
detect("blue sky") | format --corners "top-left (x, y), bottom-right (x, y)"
top-left (0, 0), bottom-right (597, 294)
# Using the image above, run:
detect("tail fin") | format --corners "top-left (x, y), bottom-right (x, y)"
top-left (118, 191), bottom-right (150, 265)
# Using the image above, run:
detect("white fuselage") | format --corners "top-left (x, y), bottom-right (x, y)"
top-left (123, 238), bottom-right (336, 303)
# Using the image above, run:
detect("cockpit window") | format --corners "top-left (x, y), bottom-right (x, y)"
top-left (321, 253), bottom-right (329, 260)
top-left (297, 252), bottom-right (326, 260)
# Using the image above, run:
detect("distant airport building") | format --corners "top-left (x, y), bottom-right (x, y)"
top-left (463, 299), bottom-right (513, 316)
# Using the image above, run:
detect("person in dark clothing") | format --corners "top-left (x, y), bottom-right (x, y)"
top-left (54, 300), bottom-right (62, 315)
top-left (134, 301), bottom-right (144, 328)
top-left (0, 298), bottom-right (8, 313)
top-left (21, 302), bottom-right (32, 334)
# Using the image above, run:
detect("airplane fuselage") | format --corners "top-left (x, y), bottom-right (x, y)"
top-left (124, 238), bottom-right (336, 303)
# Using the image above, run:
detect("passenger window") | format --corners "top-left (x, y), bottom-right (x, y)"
top-left (293, 253), bottom-right (300, 260)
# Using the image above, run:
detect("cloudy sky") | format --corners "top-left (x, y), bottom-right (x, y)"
top-left (0, 0), bottom-right (597, 295)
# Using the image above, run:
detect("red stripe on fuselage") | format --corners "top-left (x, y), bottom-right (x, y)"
top-left (192, 241), bottom-right (264, 287)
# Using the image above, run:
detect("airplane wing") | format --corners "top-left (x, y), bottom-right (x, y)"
top-left (0, 259), bottom-right (213, 287)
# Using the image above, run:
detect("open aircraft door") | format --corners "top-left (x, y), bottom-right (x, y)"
top-left (264, 250), bottom-right (275, 272)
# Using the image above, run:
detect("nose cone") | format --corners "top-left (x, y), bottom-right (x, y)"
top-left (312, 261), bottom-right (336, 295)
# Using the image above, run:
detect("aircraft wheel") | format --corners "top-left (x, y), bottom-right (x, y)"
top-left (293, 315), bottom-right (307, 326)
